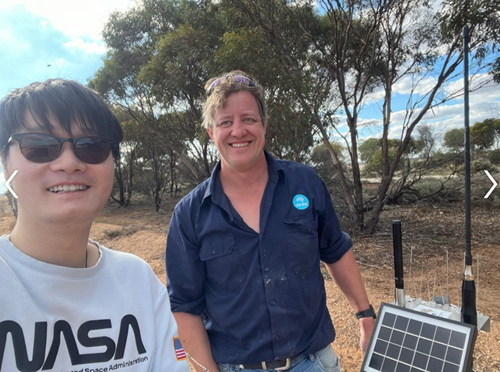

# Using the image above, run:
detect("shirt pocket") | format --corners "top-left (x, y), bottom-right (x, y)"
top-left (200, 234), bottom-right (246, 292)
top-left (284, 214), bottom-right (319, 276)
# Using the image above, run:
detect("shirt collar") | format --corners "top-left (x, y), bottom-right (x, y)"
top-left (264, 150), bottom-right (285, 183)
top-left (202, 150), bottom-right (285, 205)
top-left (202, 161), bottom-right (221, 203)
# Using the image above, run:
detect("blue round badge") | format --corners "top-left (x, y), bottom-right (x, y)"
top-left (293, 194), bottom-right (309, 210)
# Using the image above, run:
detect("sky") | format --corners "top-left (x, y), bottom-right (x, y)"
top-left (0, 0), bottom-right (499, 193)
top-left (0, 0), bottom-right (135, 192)
top-left (0, 0), bottom-right (134, 94)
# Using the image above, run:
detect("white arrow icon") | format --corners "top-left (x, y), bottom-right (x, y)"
top-left (484, 170), bottom-right (497, 199)
top-left (5, 170), bottom-right (18, 199)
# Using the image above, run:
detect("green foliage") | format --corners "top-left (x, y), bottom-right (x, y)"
top-left (442, 119), bottom-right (500, 153)
top-left (359, 138), bottom-right (380, 164)
top-left (359, 137), bottom-right (422, 176)
top-left (470, 159), bottom-right (495, 173)
top-left (311, 141), bottom-right (345, 164)
top-left (471, 119), bottom-right (496, 149)
top-left (489, 149), bottom-right (500, 164)
top-left (363, 146), bottom-right (399, 176)
top-left (92, 0), bottom-right (499, 229)
top-left (402, 179), bottom-right (463, 203)
top-left (416, 125), bottom-right (436, 158)
top-left (439, 0), bottom-right (500, 45)
top-left (493, 56), bottom-right (500, 83)
top-left (431, 150), bottom-right (463, 167)
top-left (439, 0), bottom-right (500, 84)
top-left (457, 159), bottom-right (496, 174)
top-left (444, 128), bottom-right (464, 151)
top-left (310, 141), bottom-right (350, 221)
top-left (310, 141), bottom-right (344, 197)
top-left (212, 26), bottom-right (317, 161)
top-left (92, 0), bottom-right (322, 182)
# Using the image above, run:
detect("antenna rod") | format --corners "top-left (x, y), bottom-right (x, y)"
top-left (461, 24), bottom-right (477, 326)
top-left (392, 220), bottom-right (405, 307)
top-left (463, 26), bottom-right (472, 266)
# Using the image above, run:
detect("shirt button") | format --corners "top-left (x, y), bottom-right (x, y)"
top-left (264, 267), bottom-right (269, 272)
top-left (307, 228), bottom-right (311, 232)
top-left (274, 335), bottom-right (280, 340)
top-left (270, 300), bottom-right (276, 306)
top-left (211, 250), bottom-right (216, 255)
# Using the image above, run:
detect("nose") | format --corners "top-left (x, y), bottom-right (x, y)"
top-left (230, 119), bottom-right (247, 138)
top-left (49, 142), bottom-right (87, 173)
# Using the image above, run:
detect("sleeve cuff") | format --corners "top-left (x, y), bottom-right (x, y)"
top-left (320, 232), bottom-right (353, 264)
top-left (170, 296), bottom-right (205, 315)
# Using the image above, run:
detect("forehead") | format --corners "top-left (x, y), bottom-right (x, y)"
top-left (22, 111), bottom-right (88, 137)
top-left (215, 91), bottom-right (260, 116)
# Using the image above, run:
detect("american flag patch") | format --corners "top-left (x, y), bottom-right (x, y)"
top-left (173, 337), bottom-right (186, 361)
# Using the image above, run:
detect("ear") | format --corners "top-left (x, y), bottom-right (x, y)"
top-left (207, 127), bottom-right (214, 142)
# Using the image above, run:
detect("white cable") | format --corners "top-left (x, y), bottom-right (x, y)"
top-left (186, 352), bottom-right (210, 372)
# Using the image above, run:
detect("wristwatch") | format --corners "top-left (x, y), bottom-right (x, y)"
top-left (355, 304), bottom-right (377, 320)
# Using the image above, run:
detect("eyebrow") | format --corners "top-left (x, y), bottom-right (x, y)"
top-left (218, 111), bottom-right (259, 118)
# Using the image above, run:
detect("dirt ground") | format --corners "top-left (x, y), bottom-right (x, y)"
top-left (0, 199), bottom-right (498, 371)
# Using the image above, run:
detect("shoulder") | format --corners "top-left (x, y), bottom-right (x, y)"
top-left (95, 244), bottom-right (169, 306)
top-left (100, 245), bottom-right (146, 264)
top-left (98, 244), bottom-right (156, 275)
top-left (275, 158), bottom-right (323, 185)
top-left (280, 159), bottom-right (319, 175)
top-left (173, 177), bottom-right (211, 215)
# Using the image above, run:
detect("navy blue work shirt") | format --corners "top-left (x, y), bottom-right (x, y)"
top-left (166, 151), bottom-right (352, 364)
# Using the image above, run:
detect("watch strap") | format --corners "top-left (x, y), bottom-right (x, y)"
top-left (355, 304), bottom-right (376, 320)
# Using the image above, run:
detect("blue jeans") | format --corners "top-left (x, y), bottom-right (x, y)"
top-left (217, 345), bottom-right (342, 372)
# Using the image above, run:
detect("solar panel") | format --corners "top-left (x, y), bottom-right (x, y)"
top-left (360, 303), bottom-right (477, 372)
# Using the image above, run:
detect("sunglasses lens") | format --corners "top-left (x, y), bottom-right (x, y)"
top-left (20, 133), bottom-right (60, 163)
top-left (233, 76), bottom-right (253, 85)
top-left (75, 137), bottom-right (112, 164)
top-left (207, 75), bottom-right (255, 96)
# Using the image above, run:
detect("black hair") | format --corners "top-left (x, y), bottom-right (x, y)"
top-left (0, 79), bottom-right (123, 160)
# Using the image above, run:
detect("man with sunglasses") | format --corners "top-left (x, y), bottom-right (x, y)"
top-left (0, 79), bottom-right (190, 372)
top-left (166, 71), bottom-right (375, 372)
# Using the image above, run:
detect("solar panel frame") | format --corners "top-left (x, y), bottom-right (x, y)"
top-left (360, 303), bottom-right (477, 372)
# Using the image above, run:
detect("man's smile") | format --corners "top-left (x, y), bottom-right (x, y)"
top-left (230, 141), bottom-right (251, 148)
top-left (48, 184), bottom-right (90, 193)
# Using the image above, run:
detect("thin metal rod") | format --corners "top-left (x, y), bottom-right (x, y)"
top-left (446, 250), bottom-right (449, 299)
top-left (411, 247), bottom-right (418, 299)
top-left (463, 25), bottom-right (472, 266)
top-left (477, 254), bottom-right (480, 304)
top-left (427, 272), bottom-right (431, 301)
top-left (461, 24), bottom-right (477, 327)
top-left (432, 271), bottom-right (437, 301)
top-left (420, 266), bottom-right (424, 300)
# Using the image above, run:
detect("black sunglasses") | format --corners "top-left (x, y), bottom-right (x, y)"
top-left (6, 132), bottom-right (117, 164)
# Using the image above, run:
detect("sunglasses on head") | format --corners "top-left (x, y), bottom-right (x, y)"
top-left (206, 74), bottom-right (255, 96)
top-left (6, 132), bottom-right (117, 164)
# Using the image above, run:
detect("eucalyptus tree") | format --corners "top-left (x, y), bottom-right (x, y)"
top-left (110, 108), bottom-right (138, 207)
top-left (210, 25), bottom-right (321, 162)
top-left (470, 118), bottom-right (500, 150)
top-left (223, 0), bottom-right (500, 232)
top-left (91, 0), bottom-right (213, 185)
top-left (93, 0), bottom-right (323, 192)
